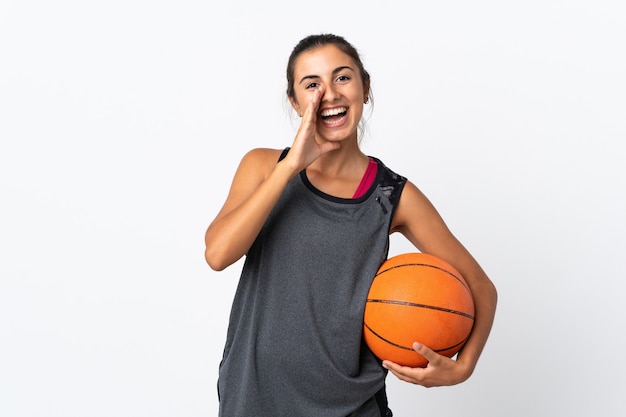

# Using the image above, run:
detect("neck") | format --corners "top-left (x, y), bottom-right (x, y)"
top-left (309, 146), bottom-right (369, 178)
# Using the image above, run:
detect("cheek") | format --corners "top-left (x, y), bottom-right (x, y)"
top-left (352, 103), bottom-right (364, 119)
top-left (289, 97), bottom-right (303, 114)
top-left (347, 87), bottom-right (365, 104)
top-left (348, 90), bottom-right (365, 107)
top-left (291, 91), bottom-right (310, 112)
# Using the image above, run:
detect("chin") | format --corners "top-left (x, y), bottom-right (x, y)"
top-left (318, 127), bottom-right (359, 143)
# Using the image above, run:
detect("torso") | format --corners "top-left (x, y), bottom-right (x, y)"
top-left (217, 151), bottom-right (407, 416)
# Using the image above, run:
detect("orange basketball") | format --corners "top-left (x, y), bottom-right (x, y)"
top-left (363, 252), bottom-right (475, 367)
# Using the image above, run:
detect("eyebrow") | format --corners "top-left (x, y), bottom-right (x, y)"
top-left (298, 66), bottom-right (355, 85)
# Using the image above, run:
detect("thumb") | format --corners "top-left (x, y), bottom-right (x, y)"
top-left (412, 342), bottom-right (438, 364)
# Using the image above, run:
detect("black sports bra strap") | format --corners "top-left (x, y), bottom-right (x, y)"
top-left (278, 147), bottom-right (290, 162)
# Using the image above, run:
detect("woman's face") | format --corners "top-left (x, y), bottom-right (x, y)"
top-left (290, 44), bottom-right (367, 143)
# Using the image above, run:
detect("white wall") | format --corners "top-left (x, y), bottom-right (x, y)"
top-left (1, 1), bottom-right (624, 416)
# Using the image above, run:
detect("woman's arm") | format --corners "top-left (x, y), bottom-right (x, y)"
top-left (204, 148), bottom-right (297, 271)
top-left (204, 86), bottom-right (338, 271)
top-left (384, 180), bottom-right (498, 386)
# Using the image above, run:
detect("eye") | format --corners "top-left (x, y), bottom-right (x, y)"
top-left (305, 82), bottom-right (320, 89)
top-left (336, 75), bottom-right (351, 83)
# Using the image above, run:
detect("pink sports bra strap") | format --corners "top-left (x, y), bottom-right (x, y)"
top-left (352, 157), bottom-right (378, 198)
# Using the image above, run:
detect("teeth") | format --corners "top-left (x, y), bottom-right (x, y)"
top-left (320, 107), bottom-right (347, 117)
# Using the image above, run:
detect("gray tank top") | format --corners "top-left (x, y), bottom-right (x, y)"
top-left (218, 151), bottom-right (406, 416)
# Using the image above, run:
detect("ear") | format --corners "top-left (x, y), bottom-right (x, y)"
top-left (363, 79), bottom-right (371, 103)
top-left (288, 96), bottom-right (302, 117)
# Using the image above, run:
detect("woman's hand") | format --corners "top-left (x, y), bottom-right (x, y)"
top-left (284, 86), bottom-right (340, 172)
top-left (388, 180), bottom-right (498, 388)
top-left (382, 342), bottom-right (473, 388)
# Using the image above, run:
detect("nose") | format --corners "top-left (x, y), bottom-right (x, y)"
top-left (321, 84), bottom-right (340, 102)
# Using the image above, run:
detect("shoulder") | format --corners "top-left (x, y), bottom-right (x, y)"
top-left (396, 179), bottom-right (429, 206)
top-left (371, 157), bottom-right (407, 205)
top-left (241, 147), bottom-right (286, 163)
top-left (391, 178), bottom-right (446, 239)
top-left (237, 147), bottom-right (287, 179)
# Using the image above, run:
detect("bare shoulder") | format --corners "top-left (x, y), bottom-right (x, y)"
top-left (215, 147), bottom-right (286, 217)
top-left (227, 147), bottom-right (287, 193)
top-left (391, 179), bottom-right (448, 242)
top-left (393, 180), bottom-right (438, 223)
top-left (238, 148), bottom-right (286, 179)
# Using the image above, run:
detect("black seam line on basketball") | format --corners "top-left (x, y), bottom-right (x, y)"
top-left (376, 262), bottom-right (471, 292)
top-left (439, 338), bottom-right (469, 352)
top-left (366, 299), bottom-right (475, 320)
top-left (364, 322), bottom-right (470, 353)
top-left (364, 322), bottom-right (414, 351)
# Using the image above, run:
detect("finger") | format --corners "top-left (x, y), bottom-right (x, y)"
top-left (312, 85), bottom-right (324, 105)
top-left (382, 360), bottom-right (423, 384)
top-left (298, 91), bottom-right (319, 133)
top-left (387, 368), bottom-right (417, 384)
top-left (305, 86), bottom-right (324, 119)
top-left (412, 342), bottom-right (439, 364)
top-left (382, 360), bottom-right (401, 374)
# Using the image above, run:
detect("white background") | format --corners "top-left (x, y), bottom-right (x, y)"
top-left (1, 1), bottom-right (625, 416)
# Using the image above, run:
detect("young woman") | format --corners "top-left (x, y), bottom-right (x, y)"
top-left (205, 33), bottom-right (497, 417)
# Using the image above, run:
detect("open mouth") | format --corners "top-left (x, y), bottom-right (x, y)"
top-left (319, 107), bottom-right (347, 126)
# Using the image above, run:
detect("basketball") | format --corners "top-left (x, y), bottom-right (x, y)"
top-left (363, 252), bottom-right (475, 367)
